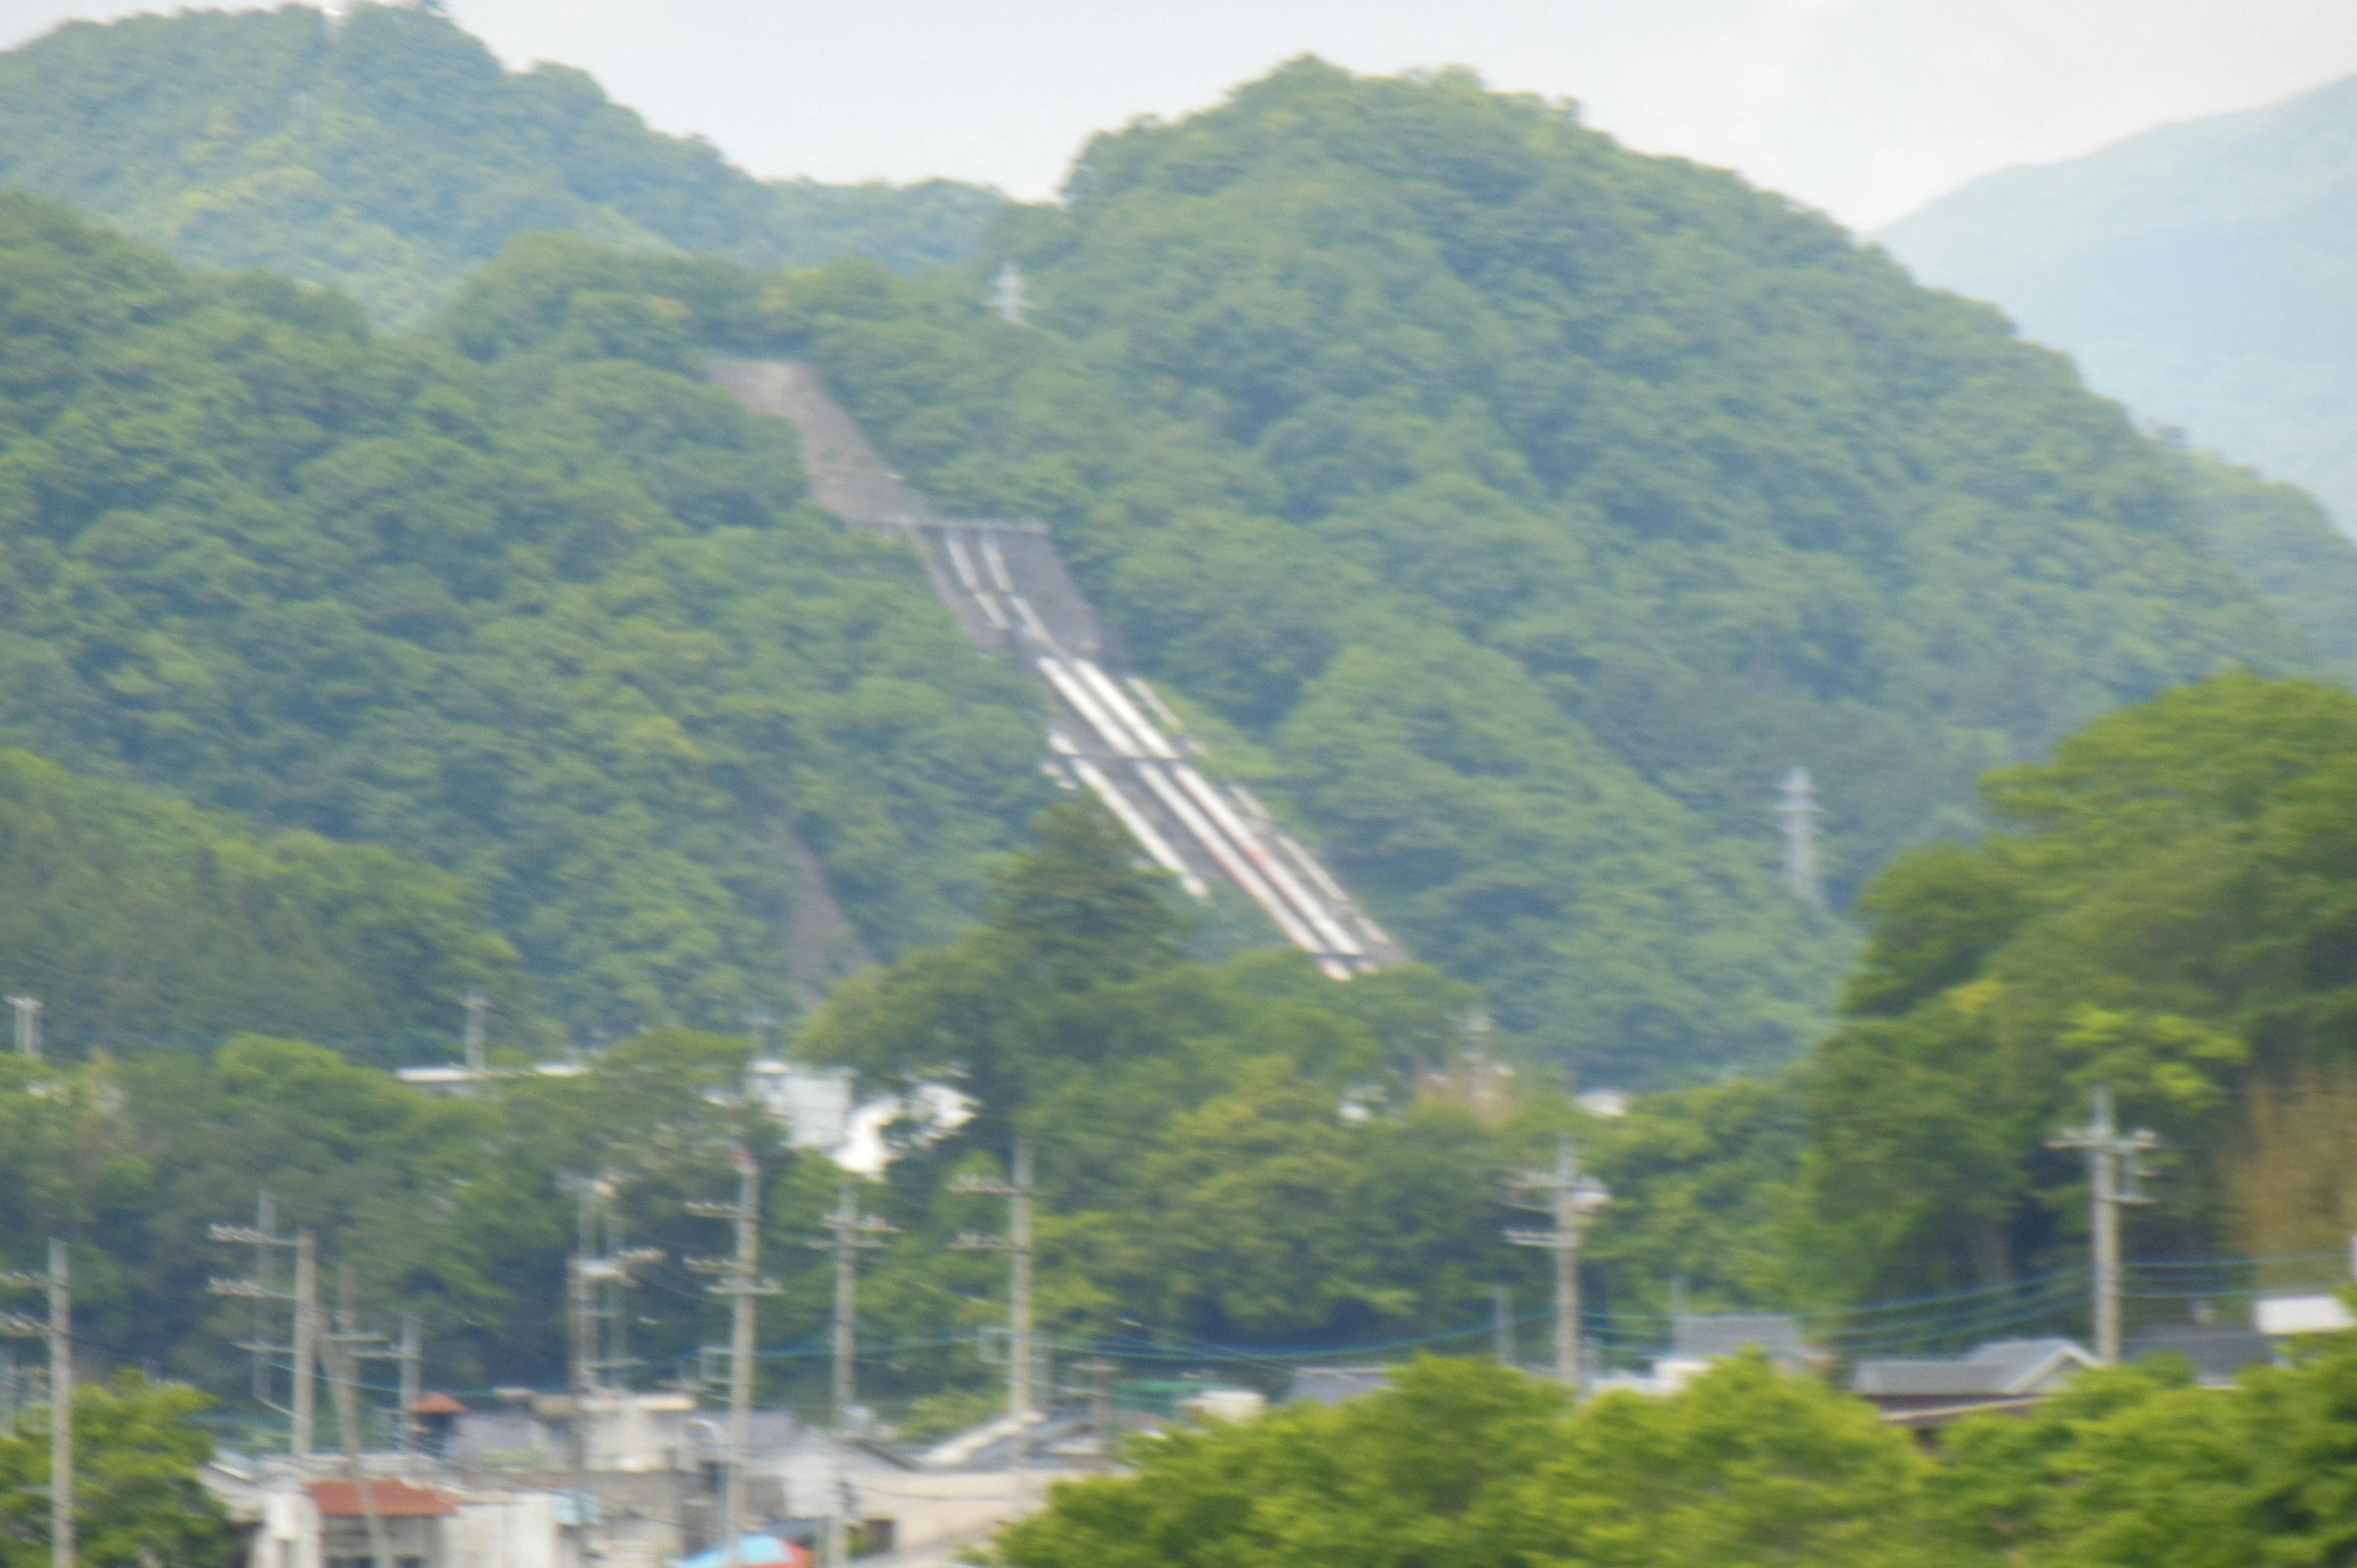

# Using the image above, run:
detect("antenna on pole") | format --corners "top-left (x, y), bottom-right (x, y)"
top-left (991, 263), bottom-right (1029, 327)
top-left (1776, 767), bottom-right (1825, 910)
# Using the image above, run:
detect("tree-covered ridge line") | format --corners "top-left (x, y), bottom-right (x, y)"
top-left (0, 4), bottom-right (1003, 330)
top-left (0, 198), bottom-right (1049, 1040)
top-left (764, 60), bottom-right (2348, 1083)
top-left (0, 746), bottom-right (513, 1056)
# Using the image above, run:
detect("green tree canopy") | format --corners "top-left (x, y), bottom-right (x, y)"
top-left (0, 197), bottom-right (1047, 1040)
top-left (765, 60), bottom-right (2347, 1082)
top-left (0, 5), bottom-right (1001, 328)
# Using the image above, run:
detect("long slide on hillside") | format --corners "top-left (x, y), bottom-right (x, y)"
top-left (710, 360), bottom-right (1399, 977)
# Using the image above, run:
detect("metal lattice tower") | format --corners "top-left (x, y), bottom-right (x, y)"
top-left (1776, 766), bottom-right (1825, 910)
top-left (991, 263), bottom-right (1029, 326)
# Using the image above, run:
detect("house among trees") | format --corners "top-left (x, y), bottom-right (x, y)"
top-left (1851, 1339), bottom-right (2098, 1427)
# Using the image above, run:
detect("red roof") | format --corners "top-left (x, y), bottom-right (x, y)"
top-left (412, 1392), bottom-right (470, 1416)
top-left (306, 1480), bottom-right (459, 1518)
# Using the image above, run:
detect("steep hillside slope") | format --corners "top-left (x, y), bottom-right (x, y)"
top-left (770, 61), bottom-right (2342, 1084)
top-left (0, 198), bottom-right (1045, 1039)
top-left (1881, 75), bottom-right (2357, 532)
top-left (0, 4), bottom-right (1001, 328)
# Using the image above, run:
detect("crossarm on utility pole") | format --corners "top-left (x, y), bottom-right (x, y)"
top-left (1504, 1139), bottom-right (1609, 1388)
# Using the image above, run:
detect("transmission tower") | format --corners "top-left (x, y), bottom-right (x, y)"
top-left (811, 1183), bottom-right (894, 1433)
top-left (2049, 1086), bottom-right (2159, 1364)
top-left (952, 1140), bottom-right (1037, 1419)
top-left (462, 992), bottom-right (489, 1074)
top-left (8, 997), bottom-right (39, 1059)
top-left (1, 1240), bottom-right (71, 1568)
top-left (1504, 1139), bottom-right (1610, 1386)
top-left (991, 263), bottom-right (1029, 326)
top-left (1776, 767), bottom-right (1825, 909)
top-left (687, 1147), bottom-right (781, 1568)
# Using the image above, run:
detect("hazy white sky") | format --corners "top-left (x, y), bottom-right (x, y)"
top-left (5, 0), bottom-right (2355, 228)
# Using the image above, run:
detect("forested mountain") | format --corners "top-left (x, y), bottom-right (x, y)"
top-left (1881, 74), bottom-right (2357, 534)
top-left (0, 747), bottom-right (511, 1055)
top-left (0, 196), bottom-right (1046, 1042)
top-left (0, 4), bottom-right (1001, 329)
top-left (768, 60), bottom-right (2342, 1084)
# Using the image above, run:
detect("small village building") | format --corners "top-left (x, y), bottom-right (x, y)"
top-left (1851, 1338), bottom-right (2097, 1427)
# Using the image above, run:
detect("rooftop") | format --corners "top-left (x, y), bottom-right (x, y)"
top-left (306, 1480), bottom-right (459, 1518)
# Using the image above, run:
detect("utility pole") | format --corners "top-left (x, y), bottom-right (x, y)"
top-left (567, 1180), bottom-right (663, 1469)
top-left (811, 1183), bottom-right (894, 1433)
top-left (687, 1147), bottom-right (780, 1568)
top-left (1776, 767), bottom-right (1825, 910)
top-left (7, 996), bottom-right (39, 1059)
top-left (210, 1217), bottom-right (319, 1464)
top-left (1, 1240), bottom-right (72, 1568)
top-left (1504, 1139), bottom-right (1610, 1387)
top-left (952, 1139), bottom-right (1037, 1419)
top-left (325, 1267), bottom-right (391, 1568)
top-left (395, 1315), bottom-right (422, 1464)
top-left (2049, 1086), bottom-right (2159, 1364)
top-left (463, 991), bottom-right (489, 1074)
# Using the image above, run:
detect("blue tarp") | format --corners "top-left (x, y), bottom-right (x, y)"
top-left (680, 1536), bottom-right (807, 1568)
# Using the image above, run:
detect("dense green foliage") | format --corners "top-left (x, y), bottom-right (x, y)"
top-left (770, 60), bottom-right (2342, 1083)
top-left (0, 5), bottom-right (1001, 329)
top-left (1803, 671), bottom-right (2357, 1301)
top-left (0, 807), bottom-right (1566, 1405)
top-left (800, 800), bottom-right (1566, 1355)
top-left (0, 1373), bottom-right (234, 1568)
top-left (0, 747), bottom-right (511, 1054)
top-left (1883, 74), bottom-right (2357, 533)
top-left (996, 1343), bottom-right (2357, 1568)
top-left (2180, 446), bottom-right (2357, 673)
top-left (0, 197), bottom-right (1045, 1038)
top-left (998, 1356), bottom-right (1931, 1568)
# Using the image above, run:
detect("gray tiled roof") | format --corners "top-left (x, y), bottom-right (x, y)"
top-left (1851, 1338), bottom-right (2093, 1398)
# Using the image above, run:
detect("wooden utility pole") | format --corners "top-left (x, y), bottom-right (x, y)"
top-left (1, 1240), bottom-right (72, 1568)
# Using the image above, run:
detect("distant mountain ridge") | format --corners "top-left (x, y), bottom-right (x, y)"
top-left (1881, 75), bottom-right (2357, 535)
top-left (0, 3), bottom-right (1003, 328)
